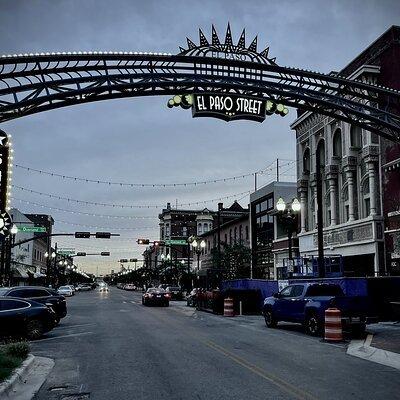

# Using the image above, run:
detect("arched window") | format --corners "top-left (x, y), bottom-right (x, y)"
top-left (350, 125), bottom-right (362, 149)
top-left (229, 229), bottom-right (232, 245)
top-left (245, 225), bottom-right (249, 241)
top-left (234, 227), bottom-right (237, 243)
top-left (316, 139), bottom-right (325, 166)
top-left (198, 224), bottom-right (202, 235)
top-left (333, 129), bottom-right (342, 158)
top-left (303, 147), bottom-right (311, 173)
top-left (362, 178), bottom-right (371, 218)
top-left (203, 223), bottom-right (208, 233)
top-left (239, 225), bottom-right (243, 242)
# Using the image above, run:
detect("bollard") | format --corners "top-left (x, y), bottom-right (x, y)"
top-left (239, 301), bottom-right (243, 316)
top-left (223, 297), bottom-right (234, 317)
top-left (324, 308), bottom-right (343, 342)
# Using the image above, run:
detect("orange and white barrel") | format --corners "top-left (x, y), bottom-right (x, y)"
top-left (324, 308), bottom-right (343, 341)
top-left (223, 297), bottom-right (234, 317)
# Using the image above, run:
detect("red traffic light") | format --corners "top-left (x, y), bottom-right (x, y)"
top-left (153, 240), bottom-right (165, 246)
top-left (75, 232), bottom-right (91, 239)
top-left (129, 258), bottom-right (138, 262)
top-left (137, 239), bottom-right (150, 245)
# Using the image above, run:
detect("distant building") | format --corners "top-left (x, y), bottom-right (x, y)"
top-left (155, 201), bottom-right (249, 271)
top-left (291, 26), bottom-right (400, 276)
top-left (250, 181), bottom-right (298, 279)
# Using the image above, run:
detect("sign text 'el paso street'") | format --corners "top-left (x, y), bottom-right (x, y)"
top-left (193, 93), bottom-right (266, 122)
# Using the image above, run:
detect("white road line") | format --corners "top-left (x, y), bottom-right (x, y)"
top-left (32, 331), bottom-right (93, 342)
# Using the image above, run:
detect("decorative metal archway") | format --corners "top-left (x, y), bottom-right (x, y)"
top-left (0, 25), bottom-right (400, 141)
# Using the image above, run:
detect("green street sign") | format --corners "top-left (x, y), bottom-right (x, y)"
top-left (20, 226), bottom-right (46, 233)
top-left (59, 248), bottom-right (75, 255)
top-left (165, 239), bottom-right (188, 245)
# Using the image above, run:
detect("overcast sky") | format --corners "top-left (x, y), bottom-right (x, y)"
top-left (1, 0), bottom-right (399, 274)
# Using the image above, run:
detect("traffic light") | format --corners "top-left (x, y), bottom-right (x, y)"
top-left (137, 238), bottom-right (150, 245)
top-left (75, 232), bottom-right (91, 239)
top-left (129, 258), bottom-right (138, 263)
top-left (153, 240), bottom-right (165, 246)
top-left (76, 252), bottom-right (87, 256)
top-left (120, 259), bottom-right (128, 263)
top-left (101, 252), bottom-right (110, 256)
top-left (95, 232), bottom-right (111, 239)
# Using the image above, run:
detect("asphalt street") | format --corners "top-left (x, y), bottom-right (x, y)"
top-left (31, 289), bottom-right (400, 400)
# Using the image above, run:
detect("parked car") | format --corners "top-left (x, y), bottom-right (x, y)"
top-left (124, 284), bottom-right (136, 291)
top-left (142, 288), bottom-right (170, 307)
top-left (0, 286), bottom-right (67, 324)
top-left (186, 288), bottom-right (199, 307)
top-left (158, 283), bottom-right (173, 290)
top-left (0, 297), bottom-right (58, 340)
top-left (166, 286), bottom-right (183, 300)
top-left (98, 282), bottom-right (109, 292)
top-left (263, 283), bottom-right (370, 336)
top-left (58, 285), bottom-right (74, 297)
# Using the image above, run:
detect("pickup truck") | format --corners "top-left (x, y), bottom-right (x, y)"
top-left (263, 283), bottom-right (369, 336)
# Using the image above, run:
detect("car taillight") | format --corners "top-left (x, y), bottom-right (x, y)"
top-left (165, 293), bottom-right (171, 298)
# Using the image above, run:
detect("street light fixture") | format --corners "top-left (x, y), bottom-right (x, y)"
top-left (191, 239), bottom-right (205, 271)
top-left (275, 197), bottom-right (301, 266)
top-left (10, 225), bottom-right (18, 235)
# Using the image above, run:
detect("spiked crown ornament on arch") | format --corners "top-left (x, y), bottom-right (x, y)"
top-left (179, 23), bottom-right (277, 65)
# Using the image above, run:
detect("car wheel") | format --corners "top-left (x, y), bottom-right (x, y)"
top-left (305, 313), bottom-right (322, 336)
top-left (54, 316), bottom-right (60, 326)
top-left (26, 319), bottom-right (44, 340)
top-left (264, 309), bottom-right (277, 328)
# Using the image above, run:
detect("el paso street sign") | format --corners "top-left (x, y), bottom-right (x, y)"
top-left (192, 93), bottom-right (266, 122)
top-left (166, 239), bottom-right (188, 245)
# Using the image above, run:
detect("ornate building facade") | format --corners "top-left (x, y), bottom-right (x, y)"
top-left (291, 26), bottom-right (400, 277)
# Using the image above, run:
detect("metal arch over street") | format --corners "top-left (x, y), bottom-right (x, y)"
top-left (1, 26), bottom-right (400, 141)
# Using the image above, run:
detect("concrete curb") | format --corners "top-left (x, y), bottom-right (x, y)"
top-left (347, 334), bottom-right (400, 371)
top-left (0, 354), bottom-right (35, 396)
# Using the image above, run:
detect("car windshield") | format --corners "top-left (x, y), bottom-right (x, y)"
top-left (167, 287), bottom-right (180, 291)
top-left (0, 288), bottom-right (9, 295)
top-left (59, 286), bottom-right (69, 290)
top-left (148, 288), bottom-right (164, 293)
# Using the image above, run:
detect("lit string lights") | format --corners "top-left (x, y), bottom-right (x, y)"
top-left (14, 160), bottom-right (295, 188)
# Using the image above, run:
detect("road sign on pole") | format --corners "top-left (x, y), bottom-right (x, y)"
top-left (58, 248), bottom-right (75, 255)
top-left (165, 239), bottom-right (187, 245)
top-left (19, 226), bottom-right (46, 233)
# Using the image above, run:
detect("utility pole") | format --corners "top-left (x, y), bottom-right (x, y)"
top-left (316, 146), bottom-right (325, 278)
top-left (254, 172), bottom-right (257, 191)
top-left (276, 158), bottom-right (279, 182)
top-left (217, 202), bottom-right (222, 269)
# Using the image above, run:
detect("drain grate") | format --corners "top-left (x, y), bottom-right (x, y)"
top-left (61, 394), bottom-right (90, 400)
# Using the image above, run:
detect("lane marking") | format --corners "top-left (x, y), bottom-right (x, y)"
top-left (32, 331), bottom-right (93, 343)
top-left (204, 340), bottom-right (317, 400)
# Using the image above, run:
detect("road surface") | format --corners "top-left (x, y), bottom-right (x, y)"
top-left (31, 288), bottom-right (400, 400)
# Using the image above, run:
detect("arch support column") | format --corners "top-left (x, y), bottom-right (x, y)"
top-left (367, 161), bottom-right (377, 216)
top-left (345, 169), bottom-right (355, 222)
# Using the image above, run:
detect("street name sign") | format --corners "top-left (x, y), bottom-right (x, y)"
top-left (59, 248), bottom-right (75, 255)
top-left (192, 93), bottom-right (266, 122)
top-left (20, 225), bottom-right (46, 233)
top-left (165, 239), bottom-right (188, 245)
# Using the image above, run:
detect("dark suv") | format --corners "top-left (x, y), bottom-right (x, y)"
top-left (0, 286), bottom-right (67, 323)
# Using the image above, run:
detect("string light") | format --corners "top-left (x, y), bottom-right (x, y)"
top-left (12, 188), bottom-right (252, 208)
top-left (14, 160), bottom-right (295, 188)
top-left (55, 220), bottom-right (156, 231)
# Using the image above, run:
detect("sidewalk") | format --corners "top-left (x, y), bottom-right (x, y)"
top-left (347, 322), bottom-right (400, 371)
top-left (370, 321), bottom-right (400, 354)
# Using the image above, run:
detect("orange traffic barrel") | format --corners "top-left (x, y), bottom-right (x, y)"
top-left (324, 308), bottom-right (343, 341)
top-left (224, 297), bottom-right (234, 317)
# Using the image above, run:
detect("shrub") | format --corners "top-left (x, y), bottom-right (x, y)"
top-left (4, 342), bottom-right (30, 359)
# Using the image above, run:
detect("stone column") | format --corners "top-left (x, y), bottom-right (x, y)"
top-left (346, 170), bottom-right (355, 222)
top-left (329, 178), bottom-right (337, 226)
top-left (367, 161), bottom-right (377, 216)
top-left (300, 190), bottom-right (307, 233)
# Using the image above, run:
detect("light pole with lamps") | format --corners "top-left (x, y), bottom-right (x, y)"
top-left (191, 239), bottom-right (206, 271)
top-left (276, 197), bottom-right (301, 266)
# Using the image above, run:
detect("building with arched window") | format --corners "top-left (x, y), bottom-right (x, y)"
top-left (291, 26), bottom-right (400, 276)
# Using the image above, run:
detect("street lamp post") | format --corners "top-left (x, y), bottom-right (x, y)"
top-left (276, 197), bottom-right (301, 274)
top-left (191, 239), bottom-right (206, 271)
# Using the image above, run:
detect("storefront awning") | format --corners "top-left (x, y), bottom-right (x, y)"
top-left (11, 266), bottom-right (30, 279)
